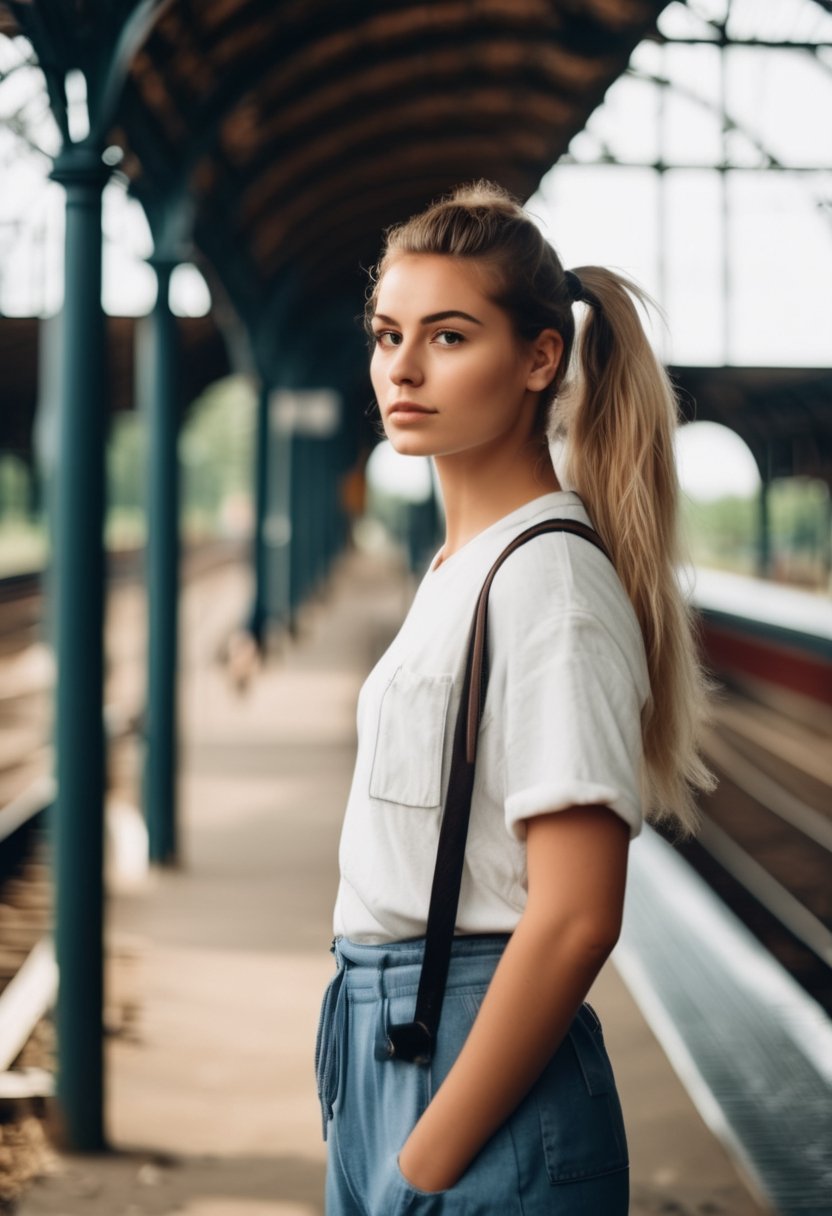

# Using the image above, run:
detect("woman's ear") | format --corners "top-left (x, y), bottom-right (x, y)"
top-left (526, 329), bottom-right (563, 392)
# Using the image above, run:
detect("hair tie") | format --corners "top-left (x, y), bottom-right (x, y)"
top-left (564, 269), bottom-right (584, 303)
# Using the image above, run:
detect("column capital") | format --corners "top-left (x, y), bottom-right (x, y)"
top-left (50, 145), bottom-right (111, 190)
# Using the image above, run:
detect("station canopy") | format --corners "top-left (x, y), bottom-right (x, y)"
top-left (0, 0), bottom-right (669, 345)
top-left (3, 0), bottom-right (830, 484)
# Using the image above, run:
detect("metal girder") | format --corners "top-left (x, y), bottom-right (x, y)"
top-left (656, 35), bottom-right (832, 49)
top-left (8, 0), bottom-right (170, 144)
top-left (94, 0), bottom-right (174, 141)
top-left (627, 67), bottom-right (796, 173)
top-left (118, 83), bottom-right (266, 324)
top-left (561, 156), bottom-right (832, 173)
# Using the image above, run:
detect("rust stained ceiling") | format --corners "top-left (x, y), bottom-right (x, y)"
top-left (111, 0), bottom-right (670, 324)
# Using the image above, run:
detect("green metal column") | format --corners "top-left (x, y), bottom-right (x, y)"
top-left (304, 438), bottom-right (318, 594)
top-left (49, 146), bottom-right (110, 1151)
top-left (248, 381), bottom-right (270, 646)
top-left (144, 257), bottom-right (180, 864)
top-left (271, 399), bottom-right (293, 629)
top-left (757, 479), bottom-right (770, 579)
top-left (323, 435), bottom-right (337, 570)
top-left (310, 437), bottom-right (324, 589)
top-left (824, 486), bottom-right (832, 591)
top-left (289, 433), bottom-right (306, 621)
top-left (756, 444), bottom-right (772, 580)
top-left (306, 439), bottom-right (318, 592)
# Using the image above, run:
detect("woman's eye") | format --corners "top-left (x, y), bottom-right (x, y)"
top-left (373, 330), bottom-right (401, 347)
top-left (434, 330), bottom-right (464, 346)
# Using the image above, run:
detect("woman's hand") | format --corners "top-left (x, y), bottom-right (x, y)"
top-left (395, 804), bottom-right (629, 1190)
top-left (397, 1141), bottom-right (459, 1194)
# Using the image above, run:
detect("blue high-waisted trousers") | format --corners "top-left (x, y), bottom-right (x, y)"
top-left (316, 934), bottom-right (629, 1214)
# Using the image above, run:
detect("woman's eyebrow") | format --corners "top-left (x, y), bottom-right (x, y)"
top-left (373, 310), bottom-right (484, 326)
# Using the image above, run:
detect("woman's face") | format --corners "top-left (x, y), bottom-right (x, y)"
top-left (369, 254), bottom-right (559, 461)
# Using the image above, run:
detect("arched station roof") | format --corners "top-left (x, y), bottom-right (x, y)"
top-left (1, 0), bottom-right (668, 364)
top-left (115, 0), bottom-right (666, 324)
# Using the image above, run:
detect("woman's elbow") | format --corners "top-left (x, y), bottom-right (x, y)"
top-left (563, 910), bottom-right (623, 962)
top-left (523, 897), bottom-right (624, 963)
top-left (577, 910), bottom-right (623, 959)
top-left (523, 803), bottom-right (629, 960)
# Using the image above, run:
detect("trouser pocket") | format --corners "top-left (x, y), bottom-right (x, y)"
top-left (534, 1003), bottom-right (629, 1184)
top-left (328, 988), bottom-right (432, 1210)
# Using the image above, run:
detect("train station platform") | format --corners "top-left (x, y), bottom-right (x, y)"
top-left (18, 545), bottom-right (772, 1216)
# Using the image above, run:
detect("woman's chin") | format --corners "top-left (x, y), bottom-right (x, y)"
top-left (387, 435), bottom-right (436, 458)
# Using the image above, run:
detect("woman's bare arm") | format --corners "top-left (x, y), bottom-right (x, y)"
top-left (397, 803), bottom-right (630, 1193)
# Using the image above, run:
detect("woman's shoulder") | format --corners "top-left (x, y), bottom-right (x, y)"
top-left (487, 517), bottom-right (649, 689)
top-left (488, 513), bottom-right (618, 615)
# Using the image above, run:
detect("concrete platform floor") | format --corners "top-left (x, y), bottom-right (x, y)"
top-left (17, 546), bottom-right (772, 1216)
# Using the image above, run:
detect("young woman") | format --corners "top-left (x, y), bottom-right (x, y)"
top-left (316, 182), bottom-right (714, 1214)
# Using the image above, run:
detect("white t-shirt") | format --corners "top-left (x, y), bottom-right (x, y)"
top-left (333, 491), bottom-right (651, 945)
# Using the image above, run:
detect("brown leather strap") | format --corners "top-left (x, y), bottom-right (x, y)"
top-left (465, 519), bottom-right (612, 763)
top-left (385, 518), bottom-right (614, 1063)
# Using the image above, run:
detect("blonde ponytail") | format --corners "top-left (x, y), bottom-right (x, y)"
top-left (553, 267), bottom-right (716, 836)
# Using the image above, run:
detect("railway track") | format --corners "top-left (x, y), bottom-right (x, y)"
top-left (0, 816), bottom-right (54, 1085)
top-left (0, 579), bottom-right (42, 656)
top-left (672, 689), bottom-right (832, 1016)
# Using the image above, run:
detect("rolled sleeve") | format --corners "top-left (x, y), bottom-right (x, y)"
top-left (498, 611), bottom-right (646, 842)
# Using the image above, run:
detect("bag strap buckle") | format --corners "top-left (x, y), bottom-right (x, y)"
top-left (385, 1020), bottom-right (434, 1064)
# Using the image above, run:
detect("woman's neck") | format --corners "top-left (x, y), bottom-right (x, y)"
top-left (433, 444), bottom-right (561, 566)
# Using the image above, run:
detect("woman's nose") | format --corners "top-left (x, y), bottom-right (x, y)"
top-left (389, 341), bottom-right (424, 386)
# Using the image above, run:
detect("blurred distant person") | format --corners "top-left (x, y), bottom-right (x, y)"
top-left (224, 625), bottom-right (261, 693)
top-left (315, 182), bottom-right (714, 1214)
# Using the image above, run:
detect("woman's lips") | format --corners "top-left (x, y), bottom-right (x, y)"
top-left (388, 401), bottom-right (437, 418)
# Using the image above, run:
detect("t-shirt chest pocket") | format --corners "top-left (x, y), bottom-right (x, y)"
top-left (369, 665), bottom-right (453, 809)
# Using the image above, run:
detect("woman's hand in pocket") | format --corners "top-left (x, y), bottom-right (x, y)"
top-left (397, 1139), bottom-right (458, 1195)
